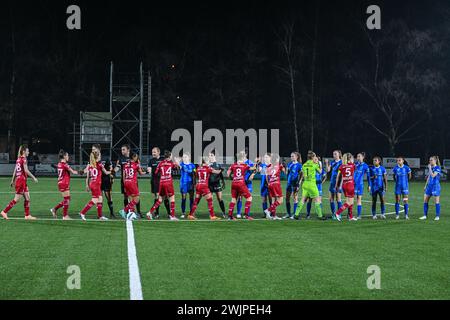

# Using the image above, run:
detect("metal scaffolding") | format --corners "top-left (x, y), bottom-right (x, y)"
top-left (110, 62), bottom-right (151, 160)
top-left (74, 62), bottom-right (151, 164)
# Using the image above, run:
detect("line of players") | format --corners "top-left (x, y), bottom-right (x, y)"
top-left (0, 145), bottom-right (443, 221)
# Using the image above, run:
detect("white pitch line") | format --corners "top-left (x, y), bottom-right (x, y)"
top-left (126, 220), bottom-right (143, 300)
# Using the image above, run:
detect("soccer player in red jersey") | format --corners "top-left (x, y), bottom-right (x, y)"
top-left (335, 153), bottom-right (358, 221)
top-left (264, 154), bottom-right (285, 220)
top-left (226, 151), bottom-right (254, 220)
top-left (146, 150), bottom-right (180, 221)
top-left (50, 149), bottom-right (79, 220)
top-left (120, 153), bottom-right (146, 218)
top-left (188, 157), bottom-right (222, 220)
top-left (79, 151), bottom-right (111, 221)
top-left (1, 145), bottom-right (38, 220)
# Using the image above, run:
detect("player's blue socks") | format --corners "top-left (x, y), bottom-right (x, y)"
top-left (262, 202), bottom-right (268, 211)
top-left (337, 201), bottom-right (343, 210)
top-left (330, 202), bottom-right (336, 215)
top-left (293, 202), bottom-right (298, 216)
top-left (436, 203), bottom-right (441, 217)
top-left (306, 202), bottom-right (312, 217)
top-left (404, 203), bottom-right (409, 216)
top-left (395, 203), bottom-right (400, 216)
top-left (357, 205), bottom-right (362, 217)
top-left (181, 198), bottom-right (186, 214)
top-left (423, 203), bottom-right (429, 216)
top-left (372, 203), bottom-right (376, 216)
top-left (381, 204), bottom-right (385, 215)
top-left (237, 199), bottom-right (242, 215)
top-left (189, 198), bottom-right (194, 212)
top-left (286, 202), bottom-right (291, 217)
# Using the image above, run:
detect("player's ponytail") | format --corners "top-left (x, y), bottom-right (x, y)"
top-left (293, 152), bottom-right (302, 163)
top-left (271, 153), bottom-right (280, 165)
top-left (58, 149), bottom-right (67, 160)
top-left (397, 156), bottom-right (408, 167)
top-left (183, 152), bottom-right (191, 163)
top-left (432, 155), bottom-right (441, 167)
top-left (307, 151), bottom-right (316, 160)
top-left (131, 152), bottom-right (140, 163)
top-left (236, 150), bottom-right (246, 162)
top-left (342, 153), bottom-right (353, 165)
top-left (358, 152), bottom-right (366, 160)
top-left (18, 144), bottom-right (28, 158)
top-left (90, 151), bottom-right (98, 167)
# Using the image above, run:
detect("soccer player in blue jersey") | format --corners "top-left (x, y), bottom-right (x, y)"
top-left (392, 156), bottom-right (411, 220)
top-left (420, 156), bottom-right (442, 221)
top-left (284, 152), bottom-right (302, 219)
top-left (236, 151), bottom-right (255, 219)
top-left (369, 156), bottom-right (387, 219)
top-left (306, 155), bottom-right (326, 219)
top-left (179, 153), bottom-right (196, 219)
top-left (257, 153), bottom-right (272, 217)
top-left (325, 150), bottom-right (343, 219)
top-left (354, 152), bottom-right (371, 219)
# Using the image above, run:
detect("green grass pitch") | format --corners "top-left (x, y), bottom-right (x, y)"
top-left (0, 177), bottom-right (448, 300)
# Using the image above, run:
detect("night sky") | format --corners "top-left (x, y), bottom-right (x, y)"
top-left (0, 0), bottom-right (448, 160)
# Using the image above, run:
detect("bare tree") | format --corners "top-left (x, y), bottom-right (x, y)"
top-left (8, 5), bottom-right (16, 158)
top-left (309, 0), bottom-right (320, 151)
top-left (275, 22), bottom-right (300, 152)
top-left (347, 21), bottom-right (445, 155)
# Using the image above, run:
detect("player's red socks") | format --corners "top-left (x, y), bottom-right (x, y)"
top-left (63, 196), bottom-right (70, 217)
top-left (336, 203), bottom-right (350, 217)
top-left (54, 201), bottom-right (64, 211)
top-left (207, 198), bottom-right (214, 217)
top-left (190, 198), bottom-right (200, 216)
top-left (125, 200), bottom-right (137, 213)
top-left (228, 202), bottom-right (236, 217)
top-left (96, 203), bottom-right (103, 218)
top-left (149, 199), bottom-right (162, 214)
top-left (269, 200), bottom-right (280, 215)
top-left (170, 201), bottom-right (175, 217)
top-left (24, 200), bottom-right (30, 217)
top-left (81, 200), bottom-right (94, 215)
top-left (244, 200), bottom-right (252, 217)
top-left (348, 205), bottom-right (354, 219)
top-left (3, 199), bottom-right (17, 214)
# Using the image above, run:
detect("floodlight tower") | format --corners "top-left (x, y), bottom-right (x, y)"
top-left (109, 62), bottom-right (151, 161)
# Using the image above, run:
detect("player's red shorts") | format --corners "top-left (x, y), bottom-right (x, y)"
top-left (124, 181), bottom-right (140, 197)
top-left (89, 182), bottom-right (102, 198)
top-left (231, 183), bottom-right (251, 199)
top-left (342, 184), bottom-right (355, 198)
top-left (269, 183), bottom-right (283, 198)
top-left (196, 185), bottom-right (211, 197)
top-left (58, 182), bottom-right (70, 193)
top-left (15, 178), bottom-right (28, 195)
top-left (159, 182), bottom-right (175, 197)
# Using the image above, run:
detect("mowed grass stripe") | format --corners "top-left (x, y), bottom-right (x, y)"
top-left (0, 178), bottom-right (448, 299)
top-left (0, 219), bottom-right (129, 299)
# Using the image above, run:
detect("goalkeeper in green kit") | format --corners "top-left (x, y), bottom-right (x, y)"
top-left (294, 151), bottom-right (325, 220)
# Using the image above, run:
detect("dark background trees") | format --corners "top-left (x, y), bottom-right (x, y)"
top-left (0, 0), bottom-right (449, 160)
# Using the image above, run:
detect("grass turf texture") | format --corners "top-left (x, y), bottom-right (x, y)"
top-left (0, 177), bottom-right (448, 300)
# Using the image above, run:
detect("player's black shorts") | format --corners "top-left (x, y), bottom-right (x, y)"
top-left (209, 182), bottom-right (223, 193)
top-left (101, 178), bottom-right (112, 192)
top-left (120, 180), bottom-right (125, 194)
top-left (151, 179), bottom-right (160, 194)
top-left (286, 181), bottom-right (300, 193)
